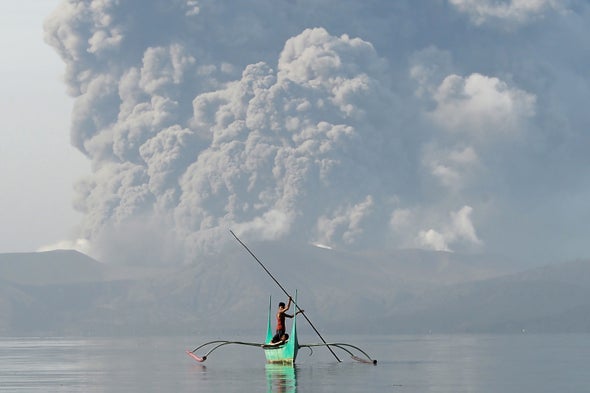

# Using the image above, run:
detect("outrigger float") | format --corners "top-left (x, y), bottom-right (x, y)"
top-left (187, 294), bottom-right (376, 365)
top-left (186, 230), bottom-right (377, 365)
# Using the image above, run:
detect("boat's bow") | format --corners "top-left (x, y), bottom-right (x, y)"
top-left (263, 294), bottom-right (299, 364)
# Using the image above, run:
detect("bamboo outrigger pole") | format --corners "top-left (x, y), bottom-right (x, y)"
top-left (229, 229), bottom-right (342, 362)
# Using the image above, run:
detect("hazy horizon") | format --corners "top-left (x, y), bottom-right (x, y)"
top-left (1, 248), bottom-right (589, 336)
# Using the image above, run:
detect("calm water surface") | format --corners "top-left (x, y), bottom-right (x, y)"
top-left (1, 334), bottom-right (589, 392)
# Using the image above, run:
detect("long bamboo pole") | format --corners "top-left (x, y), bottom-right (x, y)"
top-left (229, 229), bottom-right (341, 362)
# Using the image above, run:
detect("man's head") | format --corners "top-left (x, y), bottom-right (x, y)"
top-left (278, 302), bottom-right (285, 309)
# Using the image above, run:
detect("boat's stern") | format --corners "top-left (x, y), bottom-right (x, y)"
top-left (263, 291), bottom-right (299, 364)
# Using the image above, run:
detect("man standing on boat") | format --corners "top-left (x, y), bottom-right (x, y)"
top-left (272, 296), bottom-right (303, 343)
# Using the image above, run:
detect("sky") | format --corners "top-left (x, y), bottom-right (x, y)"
top-left (1, 0), bottom-right (589, 268)
top-left (0, 0), bottom-right (89, 253)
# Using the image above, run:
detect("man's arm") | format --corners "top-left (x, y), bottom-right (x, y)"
top-left (284, 309), bottom-right (304, 319)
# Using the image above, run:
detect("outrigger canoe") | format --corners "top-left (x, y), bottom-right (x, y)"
top-left (186, 293), bottom-right (376, 365)
top-left (187, 231), bottom-right (377, 365)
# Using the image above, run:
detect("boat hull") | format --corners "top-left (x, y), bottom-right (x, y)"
top-left (264, 342), bottom-right (298, 364)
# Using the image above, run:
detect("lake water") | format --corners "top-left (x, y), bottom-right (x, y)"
top-left (1, 334), bottom-right (589, 392)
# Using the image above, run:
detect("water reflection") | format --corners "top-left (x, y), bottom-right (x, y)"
top-left (265, 364), bottom-right (297, 393)
top-left (4, 335), bottom-right (588, 392)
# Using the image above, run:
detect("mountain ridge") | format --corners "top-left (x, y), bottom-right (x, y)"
top-left (0, 247), bottom-right (587, 336)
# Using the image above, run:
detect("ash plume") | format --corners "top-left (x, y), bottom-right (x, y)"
top-left (44, 0), bottom-right (590, 265)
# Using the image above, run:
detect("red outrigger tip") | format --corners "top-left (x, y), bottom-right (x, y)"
top-left (186, 350), bottom-right (206, 362)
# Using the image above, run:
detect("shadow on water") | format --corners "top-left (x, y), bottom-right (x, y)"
top-left (266, 364), bottom-right (297, 393)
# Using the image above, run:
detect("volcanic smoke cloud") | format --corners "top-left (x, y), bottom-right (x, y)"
top-left (44, 0), bottom-right (590, 265)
